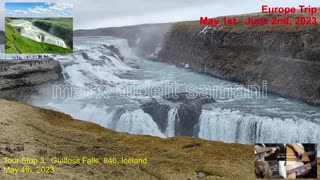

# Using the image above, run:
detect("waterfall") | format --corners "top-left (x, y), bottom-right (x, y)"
top-left (198, 108), bottom-right (320, 144)
top-left (43, 36), bottom-right (67, 48)
top-left (112, 109), bottom-right (165, 137)
top-left (37, 37), bottom-right (167, 137)
top-left (30, 36), bottom-right (320, 158)
top-left (9, 19), bottom-right (68, 48)
top-left (165, 108), bottom-right (178, 137)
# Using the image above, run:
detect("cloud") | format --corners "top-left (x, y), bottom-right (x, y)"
top-left (5, 2), bottom-right (73, 18)
top-left (28, 9), bottom-right (41, 14)
top-left (49, 3), bottom-right (73, 11)
top-left (7, 10), bottom-right (27, 15)
top-left (33, 6), bottom-right (50, 13)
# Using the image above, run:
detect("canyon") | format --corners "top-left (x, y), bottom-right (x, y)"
top-left (74, 12), bottom-right (320, 106)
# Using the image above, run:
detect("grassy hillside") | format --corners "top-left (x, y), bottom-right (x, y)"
top-left (5, 18), bottom-right (72, 54)
top-left (5, 24), bottom-right (16, 53)
top-left (33, 18), bottom-right (73, 30)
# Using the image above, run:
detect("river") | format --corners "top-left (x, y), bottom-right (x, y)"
top-left (1, 36), bottom-right (320, 151)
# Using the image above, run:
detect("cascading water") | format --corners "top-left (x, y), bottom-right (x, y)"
top-left (30, 36), bottom-right (320, 155)
top-left (165, 108), bottom-right (178, 137)
top-left (198, 108), bottom-right (320, 144)
top-left (113, 109), bottom-right (164, 137)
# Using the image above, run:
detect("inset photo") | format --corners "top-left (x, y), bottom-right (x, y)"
top-left (5, 2), bottom-right (73, 54)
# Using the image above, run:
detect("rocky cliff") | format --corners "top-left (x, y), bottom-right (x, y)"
top-left (158, 14), bottom-right (320, 105)
top-left (0, 59), bottom-right (62, 101)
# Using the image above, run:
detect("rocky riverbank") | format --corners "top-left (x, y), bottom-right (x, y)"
top-left (0, 59), bottom-right (62, 101)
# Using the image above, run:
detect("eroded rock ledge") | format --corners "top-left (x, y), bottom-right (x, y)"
top-left (0, 59), bottom-right (62, 101)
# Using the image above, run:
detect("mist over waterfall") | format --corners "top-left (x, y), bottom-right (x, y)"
top-left (32, 36), bottom-right (320, 153)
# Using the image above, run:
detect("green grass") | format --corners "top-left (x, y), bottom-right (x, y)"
top-left (14, 34), bottom-right (73, 54)
top-left (35, 18), bottom-right (73, 30)
top-left (5, 18), bottom-right (73, 54)
top-left (5, 24), bottom-right (17, 53)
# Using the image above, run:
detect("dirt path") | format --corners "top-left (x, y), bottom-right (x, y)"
top-left (12, 36), bottom-right (22, 54)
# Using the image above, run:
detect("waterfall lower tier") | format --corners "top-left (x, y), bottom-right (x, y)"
top-left (198, 108), bottom-right (320, 144)
top-left (165, 108), bottom-right (178, 137)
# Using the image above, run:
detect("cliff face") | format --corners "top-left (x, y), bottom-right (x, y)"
top-left (158, 16), bottom-right (320, 105)
top-left (74, 24), bottom-right (172, 57)
top-left (0, 60), bottom-right (62, 101)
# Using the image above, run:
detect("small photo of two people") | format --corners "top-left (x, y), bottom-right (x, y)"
top-left (255, 143), bottom-right (317, 179)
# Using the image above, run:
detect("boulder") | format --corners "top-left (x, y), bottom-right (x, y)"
top-left (141, 99), bottom-right (170, 133)
top-left (103, 45), bottom-right (124, 61)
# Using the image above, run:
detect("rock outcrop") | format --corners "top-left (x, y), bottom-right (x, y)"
top-left (0, 59), bottom-right (62, 101)
top-left (158, 14), bottom-right (320, 106)
top-left (141, 99), bottom-right (171, 133)
top-left (103, 45), bottom-right (124, 61)
top-left (0, 99), bottom-right (260, 180)
top-left (141, 93), bottom-right (215, 136)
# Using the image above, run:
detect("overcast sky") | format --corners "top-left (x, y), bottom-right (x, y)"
top-left (1, 0), bottom-right (320, 30)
